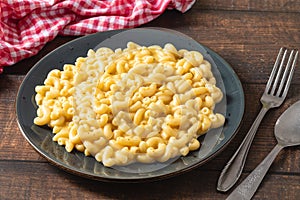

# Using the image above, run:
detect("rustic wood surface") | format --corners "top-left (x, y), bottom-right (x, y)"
top-left (1, 1), bottom-right (300, 199)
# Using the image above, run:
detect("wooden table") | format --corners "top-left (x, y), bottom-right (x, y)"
top-left (1, 1), bottom-right (300, 199)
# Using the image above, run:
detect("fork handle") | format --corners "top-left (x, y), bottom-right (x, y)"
top-left (226, 144), bottom-right (284, 200)
top-left (217, 107), bottom-right (269, 192)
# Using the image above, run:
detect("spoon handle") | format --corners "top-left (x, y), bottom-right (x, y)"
top-left (226, 144), bottom-right (284, 200)
top-left (217, 107), bottom-right (269, 192)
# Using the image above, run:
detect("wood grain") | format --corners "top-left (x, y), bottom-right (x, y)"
top-left (197, 0), bottom-right (300, 12)
top-left (1, 161), bottom-right (299, 200)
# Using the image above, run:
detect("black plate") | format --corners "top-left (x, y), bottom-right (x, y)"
top-left (16, 28), bottom-right (244, 182)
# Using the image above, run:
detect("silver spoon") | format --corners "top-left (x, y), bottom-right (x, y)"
top-left (226, 100), bottom-right (300, 200)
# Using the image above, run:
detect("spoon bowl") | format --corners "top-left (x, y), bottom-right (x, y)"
top-left (226, 100), bottom-right (300, 200)
top-left (275, 100), bottom-right (300, 146)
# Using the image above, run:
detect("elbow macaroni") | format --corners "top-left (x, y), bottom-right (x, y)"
top-left (34, 42), bottom-right (225, 167)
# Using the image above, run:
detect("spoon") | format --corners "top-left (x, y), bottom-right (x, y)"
top-left (226, 100), bottom-right (300, 200)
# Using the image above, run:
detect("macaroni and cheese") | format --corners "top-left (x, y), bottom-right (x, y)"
top-left (34, 42), bottom-right (225, 167)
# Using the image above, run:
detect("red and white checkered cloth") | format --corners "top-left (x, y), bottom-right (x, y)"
top-left (0, 0), bottom-right (195, 73)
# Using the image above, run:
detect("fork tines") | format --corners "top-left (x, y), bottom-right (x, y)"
top-left (265, 47), bottom-right (299, 97)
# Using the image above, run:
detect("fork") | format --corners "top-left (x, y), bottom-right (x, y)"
top-left (217, 47), bottom-right (299, 192)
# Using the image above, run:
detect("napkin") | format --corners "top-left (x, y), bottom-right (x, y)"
top-left (0, 0), bottom-right (195, 73)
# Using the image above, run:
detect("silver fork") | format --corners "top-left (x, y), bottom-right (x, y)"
top-left (217, 47), bottom-right (299, 192)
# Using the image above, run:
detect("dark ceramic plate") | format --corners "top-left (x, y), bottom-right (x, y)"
top-left (16, 28), bottom-right (244, 182)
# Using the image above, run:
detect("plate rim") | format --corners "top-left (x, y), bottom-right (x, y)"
top-left (16, 27), bottom-right (245, 182)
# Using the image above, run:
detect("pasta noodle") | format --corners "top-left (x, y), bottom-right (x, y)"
top-left (34, 42), bottom-right (225, 167)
